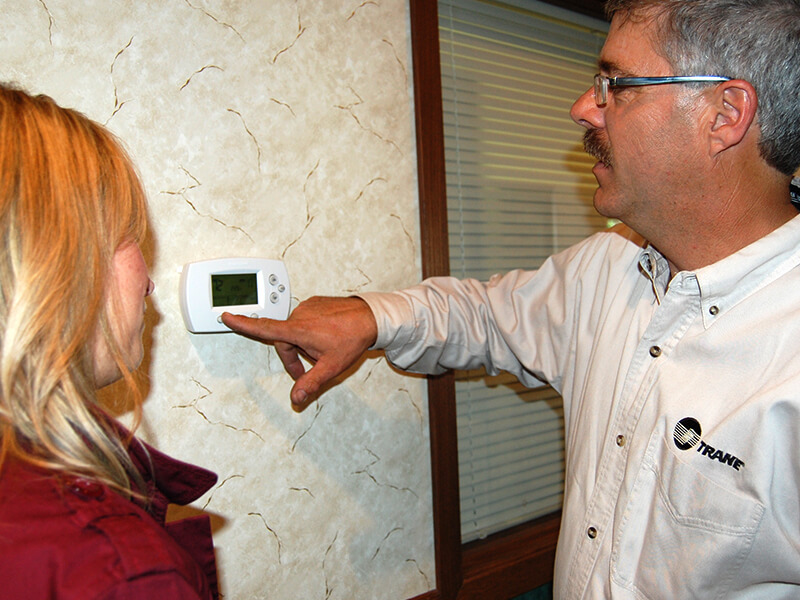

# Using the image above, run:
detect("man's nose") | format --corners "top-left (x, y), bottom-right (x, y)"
top-left (570, 86), bottom-right (604, 130)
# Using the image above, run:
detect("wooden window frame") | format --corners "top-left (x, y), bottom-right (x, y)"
top-left (407, 1), bottom-right (606, 598)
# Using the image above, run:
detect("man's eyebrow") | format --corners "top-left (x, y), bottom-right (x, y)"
top-left (597, 59), bottom-right (633, 77)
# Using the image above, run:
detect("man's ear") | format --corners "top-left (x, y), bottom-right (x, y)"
top-left (707, 79), bottom-right (758, 156)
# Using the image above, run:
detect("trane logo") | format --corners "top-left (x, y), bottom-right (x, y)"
top-left (673, 417), bottom-right (745, 471)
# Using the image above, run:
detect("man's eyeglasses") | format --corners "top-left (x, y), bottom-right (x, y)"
top-left (593, 74), bottom-right (731, 106)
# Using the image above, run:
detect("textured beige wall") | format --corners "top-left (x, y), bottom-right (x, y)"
top-left (2, 1), bottom-right (433, 598)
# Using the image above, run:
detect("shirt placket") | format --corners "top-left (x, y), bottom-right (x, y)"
top-left (566, 268), bottom-right (702, 598)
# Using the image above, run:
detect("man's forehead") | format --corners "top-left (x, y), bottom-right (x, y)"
top-left (598, 16), bottom-right (671, 76)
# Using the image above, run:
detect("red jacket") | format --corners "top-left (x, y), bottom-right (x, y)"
top-left (0, 438), bottom-right (219, 599)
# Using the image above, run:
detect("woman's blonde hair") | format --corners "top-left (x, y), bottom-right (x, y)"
top-left (0, 83), bottom-right (149, 494)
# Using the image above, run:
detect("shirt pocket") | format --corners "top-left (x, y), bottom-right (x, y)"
top-left (611, 433), bottom-right (764, 600)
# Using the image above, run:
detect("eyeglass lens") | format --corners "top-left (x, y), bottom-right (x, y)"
top-left (593, 74), bottom-right (608, 106)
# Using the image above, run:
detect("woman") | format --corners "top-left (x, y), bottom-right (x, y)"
top-left (0, 83), bottom-right (219, 599)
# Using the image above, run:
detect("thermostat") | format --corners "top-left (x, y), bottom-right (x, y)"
top-left (179, 258), bottom-right (290, 333)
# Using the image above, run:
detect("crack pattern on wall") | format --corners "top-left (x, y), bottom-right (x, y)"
top-left (4, 1), bottom-right (434, 597)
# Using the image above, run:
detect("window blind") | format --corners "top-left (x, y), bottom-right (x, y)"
top-left (438, 0), bottom-right (609, 542)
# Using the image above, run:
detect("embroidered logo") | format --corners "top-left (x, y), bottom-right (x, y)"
top-left (673, 417), bottom-right (745, 471)
top-left (673, 417), bottom-right (702, 450)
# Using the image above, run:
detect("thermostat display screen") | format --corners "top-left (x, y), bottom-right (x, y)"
top-left (211, 273), bottom-right (258, 307)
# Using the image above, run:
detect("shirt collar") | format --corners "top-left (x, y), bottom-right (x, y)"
top-left (129, 436), bottom-right (218, 505)
top-left (126, 433), bottom-right (218, 525)
top-left (641, 213), bottom-right (800, 328)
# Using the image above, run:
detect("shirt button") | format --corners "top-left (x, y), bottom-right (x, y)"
top-left (65, 477), bottom-right (106, 501)
top-left (649, 345), bottom-right (662, 357)
top-left (587, 526), bottom-right (598, 539)
top-left (709, 305), bottom-right (719, 316)
top-left (616, 434), bottom-right (626, 447)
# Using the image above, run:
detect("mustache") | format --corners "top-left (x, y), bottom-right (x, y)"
top-left (583, 129), bottom-right (613, 167)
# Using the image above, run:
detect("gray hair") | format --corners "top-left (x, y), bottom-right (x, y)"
top-left (605, 0), bottom-right (800, 176)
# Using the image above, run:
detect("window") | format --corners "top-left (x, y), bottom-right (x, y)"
top-left (439, 0), bottom-right (608, 543)
top-left (408, 1), bottom-right (608, 598)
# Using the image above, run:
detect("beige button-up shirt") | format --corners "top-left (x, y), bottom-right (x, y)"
top-left (362, 214), bottom-right (800, 599)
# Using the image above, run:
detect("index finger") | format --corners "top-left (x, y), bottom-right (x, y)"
top-left (220, 312), bottom-right (292, 344)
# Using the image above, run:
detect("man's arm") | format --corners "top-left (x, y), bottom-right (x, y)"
top-left (224, 272), bottom-right (554, 409)
top-left (223, 229), bottom-right (645, 409)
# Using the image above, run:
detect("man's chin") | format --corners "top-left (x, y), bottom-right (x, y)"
top-left (591, 185), bottom-right (622, 220)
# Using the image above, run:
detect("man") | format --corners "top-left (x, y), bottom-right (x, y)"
top-left (223, 0), bottom-right (800, 597)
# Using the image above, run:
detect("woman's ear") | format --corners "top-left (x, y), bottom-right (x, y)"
top-left (707, 79), bottom-right (758, 156)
